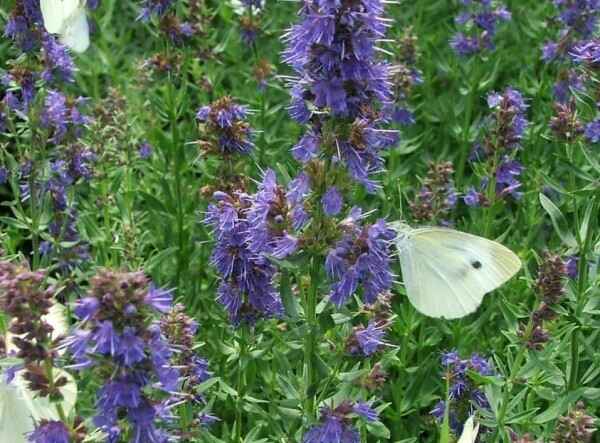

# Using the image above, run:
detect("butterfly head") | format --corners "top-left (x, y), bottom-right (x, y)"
top-left (388, 221), bottom-right (413, 253)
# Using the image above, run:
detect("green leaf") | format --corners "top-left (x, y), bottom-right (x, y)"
top-left (539, 193), bottom-right (577, 248)
top-left (532, 390), bottom-right (583, 424)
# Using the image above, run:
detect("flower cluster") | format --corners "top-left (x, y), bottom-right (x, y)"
top-left (196, 97), bottom-right (254, 156)
top-left (139, 0), bottom-right (196, 42)
top-left (550, 102), bottom-right (583, 142)
top-left (450, 0), bottom-right (511, 57)
top-left (205, 186), bottom-right (284, 325)
top-left (160, 304), bottom-right (217, 437)
top-left (389, 27), bottom-right (423, 126)
top-left (409, 161), bottom-right (458, 222)
top-left (521, 253), bottom-right (567, 350)
top-left (325, 210), bottom-right (395, 307)
top-left (542, 0), bottom-right (600, 62)
top-left (0, 261), bottom-right (61, 397)
top-left (283, 0), bottom-right (398, 191)
top-left (2, 1), bottom-right (95, 276)
top-left (470, 87), bottom-right (528, 202)
top-left (431, 351), bottom-right (494, 436)
top-left (304, 401), bottom-right (380, 443)
top-left (346, 293), bottom-right (394, 357)
top-left (67, 269), bottom-right (177, 442)
top-left (28, 420), bottom-right (71, 443)
top-left (552, 401), bottom-right (597, 442)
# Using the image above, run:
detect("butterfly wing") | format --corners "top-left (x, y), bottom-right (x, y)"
top-left (458, 416), bottom-right (480, 443)
top-left (398, 227), bottom-right (521, 319)
top-left (6, 303), bottom-right (68, 354)
top-left (40, 0), bottom-right (82, 33)
top-left (18, 369), bottom-right (77, 421)
top-left (0, 377), bottom-right (35, 443)
top-left (59, 7), bottom-right (90, 53)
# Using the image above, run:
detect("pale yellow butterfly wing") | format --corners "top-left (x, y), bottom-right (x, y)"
top-left (458, 416), bottom-right (480, 443)
top-left (40, 0), bottom-right (82, 33)
top-left (59, 7), bottom-right (90, 53)
top-left (397, 227), bottom-right (521, 319)
top-left (0, 369), bottom-right (77, 443)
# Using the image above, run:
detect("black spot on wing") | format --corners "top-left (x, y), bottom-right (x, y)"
top-left (471, 260), bottom-right (482, 269)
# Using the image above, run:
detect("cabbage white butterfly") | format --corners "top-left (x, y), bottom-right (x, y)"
top-left (40, 0), bottom-right (90, 53)
top-left (457, 415), bottom-right (480, 443)
top-left (391, 222), bottom-right (521, 319)
top-left (0, 369), bottom-right (77, 442)
top-left (1, 303), bottom-right (76, 442)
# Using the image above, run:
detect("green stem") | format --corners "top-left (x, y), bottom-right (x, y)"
top-left (304, 257), bottom-right (319, 422)
top-left (494, 340), bottom-right (528, 442)
top-left (455, 65), bottom-right (481, 186)
top-left (235, 327), bottom-right (247, 443)
top-left (567, 196), bottom-right (596, 391)
top-left (45, 358), bottom-right (67, 424)
top-left (167, 72), bottom-right (185, 290)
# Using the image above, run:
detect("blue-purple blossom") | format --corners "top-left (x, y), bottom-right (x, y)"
top-left (41, 34), bottom-right (75, 83)
top-left (196, 97), bottom-right (254, 155)
top-left (41, 91), bottom-right (90, 144)
top-left (322, 186), bottom-right (343, 216)
top-left (485, 87), bottom-right (528, 151)
top-left (282, 0), bottom-right (399, 190)
top-left (431, 351), bottom-right (494, 436)
top-left (205, 189), bottom-right (284, 324)
top-left (347, 320), bottom-right (387, 356)
top-left (326, 212), bottom-right (395, 307)
top-left (28, 420), bottom-right (70, 443)
top-left (67, 270), bottom-right (178, 440)
top-left (138, 0), bottom-right (174, 20)
top-left (543, 0), bottom-right (600, 62)
top-left (138, 141), bottom-right (153, 159)
top-left (450, 0), bottom-right (511, 57)
top-left (246, 169), bottom-right (302, 258)
top-left (463, 186), bottom-right (483, 207)
top-left (353, 402), bottom-right (379, 422)
top-left (304, 401), bottom-right (381, 443)
top-left (565, 255), bottom-right (579, 279)
top-left (584, 118), bottom-right (600, 142)
top-left (495, 157), bottom-right (524, 200)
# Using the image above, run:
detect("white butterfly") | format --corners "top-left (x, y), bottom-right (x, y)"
top-left (391, 222), bottom-right (521, 319)
top-left (40, 0), bottom-right (90, 53)
top-left (457, 415), bottom-right (480, 443)
top-left (1, 303), bottom-right (76, 442)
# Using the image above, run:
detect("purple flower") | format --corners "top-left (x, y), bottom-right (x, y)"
top-left (144, 285), bottom-right (174, 313)
top-left (304, 402), bottom-right (380, 443)
top-left (282, 0), bottom-right (397, 189)
top-left (205, 190), bottom-right (284, 324)
top-left (322, 186), bottom-right (343, 216)
top-left (292, 132), bottom-right (320, 163)
top-left (92, 321), bottom-right (120, 356)
top-left (138, 0), bottom-right (174, 20)
top-left (28, 420), bottom-right (70, 443)
top-left (496, 158), bottom-right (524, 200)
top-left (432, 351), bottom-right (494, 435)
top-left (326, 217), bottom-right (395, 307)
top-left (196, 97), bottom-right (254, 155)
top-left (354, 321), bottom-right (386, 356)
top-left (138, 142), bottom-right (153, 159)
top-left (565, 255), bottom-right (579, 279)
top-left (74, 296), bottom-right (100, 320)
top-left (97, 377), bottom-right (143, 410)
top-left (584, 119), bottom-right (600, 142)
top-left (463, 186), bottom-right (481, 207)
top-left (450, 1), bottom-right (510, 56)
top-left (41, 35), bottom-right (75, 83)
top-left (353, 402), bottom-right (379, 422)
top-left (116, 327), bottom-right (147, 367)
